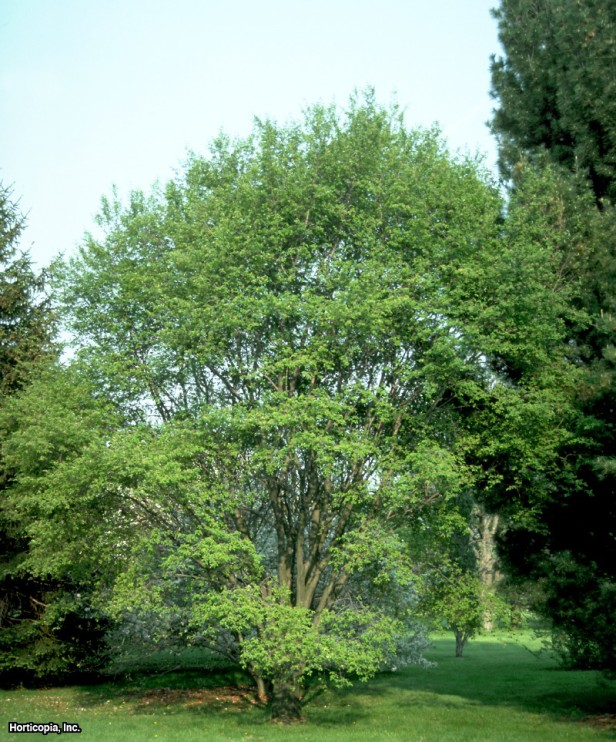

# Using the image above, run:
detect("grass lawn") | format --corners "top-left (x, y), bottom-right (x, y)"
top-left (1, 633), bottom-right (615, 740)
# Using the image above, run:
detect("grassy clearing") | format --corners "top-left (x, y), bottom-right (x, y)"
top-left (1, 634), bottom-right (615, 740)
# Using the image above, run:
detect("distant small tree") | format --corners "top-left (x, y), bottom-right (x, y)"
top-left (408, 500), bottom-right (510, 657)
top-left (417, 560), bottom-right (510, 657)
top-left (419, 563), bottom-right (482, 657)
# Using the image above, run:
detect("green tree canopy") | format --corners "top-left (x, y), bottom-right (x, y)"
top-left (4, 96), bottom-right (574, 719)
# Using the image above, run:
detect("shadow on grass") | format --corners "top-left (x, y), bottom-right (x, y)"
top-left (351, 636), bottom-right (616, 727)
top-left (73, 663), bottom-right (372, 728)
top-left (69, 636), bottom-right (616, 732)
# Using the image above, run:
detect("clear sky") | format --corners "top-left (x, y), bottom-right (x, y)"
top-left (1, 0), bottom-right (502, 269)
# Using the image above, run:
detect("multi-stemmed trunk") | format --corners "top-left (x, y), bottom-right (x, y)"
top-left (269, 674), bottom-right (304, 723)
top-left (251, 671), bottom-right (304, 722)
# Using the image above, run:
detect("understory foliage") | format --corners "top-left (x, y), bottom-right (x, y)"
top-left (417, 558), bottom-right (511, 658)
top-left (406, 494), bottom-right (511, 657)
top-left (2, 96), bottom-right (573, 719)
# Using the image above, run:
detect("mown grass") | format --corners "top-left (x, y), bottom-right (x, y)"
top-left (1, 633), bottom-right (615, 740)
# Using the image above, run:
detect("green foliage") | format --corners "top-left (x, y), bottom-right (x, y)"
top-left (0, 363), bottom-right (118, 685)
top-left (3, 95), bottom-right (574, 716)
top-left (417, 561), bottom-right (511, 657)
top-left (418, 564), bottom-right (482, 652)
top-left (492, 166), bottom-right (616, 672)
top-left (406, 494), bottom-right (512, 657)
top-left (0, 183), bottom-right (53, 394)
top-left (490, 1), bottom-right (616, 670)
top-left (0, 185), bottom-right (112, 684)
top-left (544, 554), bottom-right (616, 672)
top-left (0, 588), bottom-right (110, 685)
top-left (192, 584), bottom-right (400, 688)
top-left (490, 0), bottom-right (616, 204)
top-left (0, 363), bottom-right (123, 581)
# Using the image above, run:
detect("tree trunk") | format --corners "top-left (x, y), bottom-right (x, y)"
top-left (455, 630), bottom-right (467, 657)
top-left (269, 676), bottom-right (303, 723)
top-left (254, 676), bottom-right (269, 705)
top-left (472, 506), bottom-right (502, 630)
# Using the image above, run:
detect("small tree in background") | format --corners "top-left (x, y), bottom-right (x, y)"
top-left (417, 559), bottom-right (510, 657)
top-left (406, 495), bottom-right (510, 657)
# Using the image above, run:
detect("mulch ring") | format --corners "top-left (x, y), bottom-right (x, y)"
top-left (123, 685), bottom-right (260, 711)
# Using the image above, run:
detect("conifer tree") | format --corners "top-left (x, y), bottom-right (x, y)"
top-left (0, 185), bottom-right (108, 683)
top-left (490, 0), bottom-right (616, 204)
top-left (490, 1), bottom-right (616, 671)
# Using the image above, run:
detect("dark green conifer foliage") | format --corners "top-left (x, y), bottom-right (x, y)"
top-left (0, 185), bottom-right (108, 685)
top-left (490, 0), bottom-right (616, 204)
top-left (0, 186), bottom-right (51, 393)
top-left (490, 1), bottom-right (616, 671)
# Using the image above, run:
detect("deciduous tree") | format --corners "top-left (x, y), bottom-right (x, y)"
top-left (4, 96), bottom-right (572, 718)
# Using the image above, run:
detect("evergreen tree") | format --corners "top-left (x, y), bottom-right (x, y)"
top-left (489, 1), bottom-right (616, 671)
top-left (0, 184), bottom-right (108, 684)
top-left (490, 0), bottom-right (616, 204)
top-left (0, 185), bottom-right (52, 392)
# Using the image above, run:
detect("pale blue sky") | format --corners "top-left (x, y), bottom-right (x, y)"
top-left (1, 0), bottom-right (501, 268)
